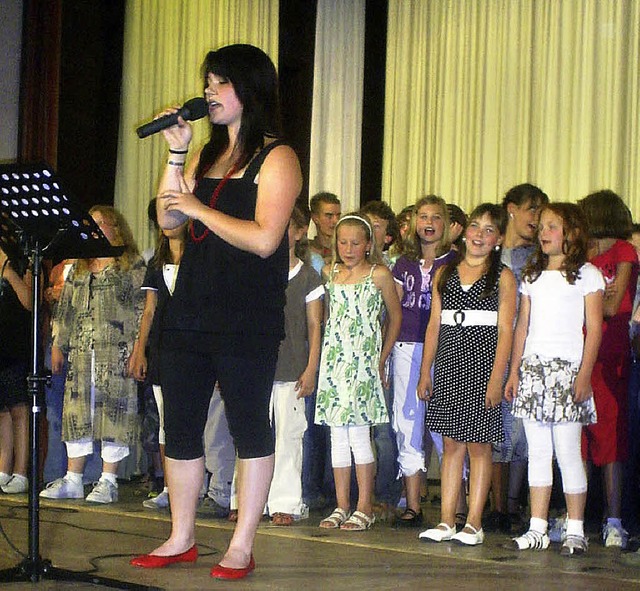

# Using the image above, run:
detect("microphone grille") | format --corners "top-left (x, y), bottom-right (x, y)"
top-left (182, 97), bottom-right (208, 121)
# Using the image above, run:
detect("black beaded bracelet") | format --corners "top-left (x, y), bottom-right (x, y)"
top-left (169, 148), bottom-right (188, 154)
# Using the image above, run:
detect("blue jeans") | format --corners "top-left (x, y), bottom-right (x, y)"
top-left (302, 392), bottom-right (334, 504)
top-left (373, 384), bottom-right (402, 506)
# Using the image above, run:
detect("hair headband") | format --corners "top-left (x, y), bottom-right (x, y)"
top-left (336, 214), bottom-right (372, 236)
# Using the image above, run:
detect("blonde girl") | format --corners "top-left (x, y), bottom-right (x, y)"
top-left (391, 195), bottom-right (455, 526)
top-left (43, 205), bottom-right (145, 504)
top-left (316, 213), bottom-right (402, 530)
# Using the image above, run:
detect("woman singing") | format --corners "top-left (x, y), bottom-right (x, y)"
top-left (130, 44), bottom-right (302, 580)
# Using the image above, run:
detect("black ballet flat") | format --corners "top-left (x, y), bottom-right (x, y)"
top-left (395, 508), bottom-right (424, 527)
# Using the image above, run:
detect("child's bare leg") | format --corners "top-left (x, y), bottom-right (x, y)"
top-left (333, 466), bottom-right (351, 512)
top-left (354, 461), bottom-right (375, 516)
top-left (529, 486), bottom-right (552, 521)
top-left (440, 437), bottom-right (466, 527)
top-left (466, 442), bottom-right (492, 531)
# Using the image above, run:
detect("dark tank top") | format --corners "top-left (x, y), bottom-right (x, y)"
top-left (159, 140), bottom-right (289, 356)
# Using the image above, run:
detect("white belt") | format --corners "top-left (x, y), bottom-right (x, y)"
top-left (440, 309), bottom-right (497, 327)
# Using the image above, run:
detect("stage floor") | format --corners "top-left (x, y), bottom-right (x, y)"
top-left (0, 480), bottom-right (639, 590)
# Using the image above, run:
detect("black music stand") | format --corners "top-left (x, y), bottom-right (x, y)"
top-left (0, 163), bottom-right (160, 590)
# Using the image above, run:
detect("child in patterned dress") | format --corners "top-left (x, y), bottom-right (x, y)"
top-left (506, 203), bottom-right (604, 555)
top-left (315, 213), bottom-right (402, 531)
top-left (417, 204), bottom-right (516, 546)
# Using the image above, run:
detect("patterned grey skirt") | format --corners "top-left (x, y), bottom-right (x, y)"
top-left (512, 354), bottom-right (597, 425)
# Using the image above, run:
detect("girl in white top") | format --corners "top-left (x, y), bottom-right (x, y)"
top-left (505, 203), bottom-right (604, 556)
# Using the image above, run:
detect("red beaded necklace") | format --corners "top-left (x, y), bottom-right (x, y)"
top-left (189, 164), bottom-right (238, 243)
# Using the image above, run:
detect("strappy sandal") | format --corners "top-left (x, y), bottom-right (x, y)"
top-left (340, 510), bottom-right (375, 531)
top-left (271, 512), bottom-right (294, 526)
top-left (319, 507), bottom-right (349, 529)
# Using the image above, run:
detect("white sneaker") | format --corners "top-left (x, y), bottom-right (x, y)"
top-left (85, 479), bottom-right (118, 504)
top-left (40, 476), bottom-right (84, 499)
top-left (513, 529), bottom-right (550, 551)
top-left (603, 522), bottom-right (629, 549)
top-left (0, 472), bottom-right (12, 487)
top-left (1, 474), bottom-right (28, 494)
top-left (418, 523), bottom-right (456, 542)
top-left (142, 489), bottom-right (169, 509)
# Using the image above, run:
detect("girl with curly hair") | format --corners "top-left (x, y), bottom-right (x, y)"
top-left (506, 203), bottom-right (604, 556)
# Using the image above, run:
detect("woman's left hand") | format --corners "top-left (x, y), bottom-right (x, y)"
top-left (295, 367), bottom-right (316, 399)
top-left (158, 190), bottom-right (207, 222)
top-left (376, 359), bottom-right (388, 390)
top-left (572, 371), bottom-right (593, 403)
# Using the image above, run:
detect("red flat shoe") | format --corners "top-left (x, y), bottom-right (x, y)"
top-left (210, 554), bottom-right (255, 580)
top-left (130, 545), bottom-right (198, 568)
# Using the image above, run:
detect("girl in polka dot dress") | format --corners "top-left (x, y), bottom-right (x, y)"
top-left (417, 204), bottom-right (516, 546)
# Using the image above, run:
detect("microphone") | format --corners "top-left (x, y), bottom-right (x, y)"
top-left (136, 97), bottom-right (209, 139)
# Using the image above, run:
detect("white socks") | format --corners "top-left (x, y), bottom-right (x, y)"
top-left (101, 472), bottom-right (118, 486)
top-left (65, 471), bottom-right (83, 485)
top-left (529, 517), bottom-right (548, 534)
top-left (566, 518), bottom-right (584, 537)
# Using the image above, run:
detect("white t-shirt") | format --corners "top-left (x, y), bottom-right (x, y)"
top-left (521, 263), bottom-right (604, 362)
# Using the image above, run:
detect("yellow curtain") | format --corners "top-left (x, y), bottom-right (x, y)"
top-left (114, 0), bottom-right (279, 252)
top-left (383, 0), bottom-right (640, 219)
top-left (309, 0), bottom-right (366, 214)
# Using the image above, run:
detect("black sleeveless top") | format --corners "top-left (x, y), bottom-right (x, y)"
top-left (0, 266), bottom-right (31, 365)
top-left (159, 141), bottom-right (289, 356)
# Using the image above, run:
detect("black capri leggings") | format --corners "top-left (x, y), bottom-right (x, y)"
top-left (158, 346), bottom-right (277, 460)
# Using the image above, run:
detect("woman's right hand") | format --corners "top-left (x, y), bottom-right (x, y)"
top-left (51, 346), bottom-right (65, 375)
top-left (127, 348), bottom-right (148, 382)
top-left (417, 373), bottom-right (433, 401)
top-left (159, 106), bottom-right (193, 150)
top-left (504, 372), bottom-right (519, 402)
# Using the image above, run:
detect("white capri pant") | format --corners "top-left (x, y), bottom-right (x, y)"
top-left (392, 342), bottom-right (426, 476)
top-left (65, 439), bottom-right (129, 464)
top-left (523, 420), bottom-right (587, 494)
top-left (392, 341), bottom-right (444, 476)
top-left (152, 384), bottom-right (166, 446)
top-left (330, 425), bottom-right (375, 468)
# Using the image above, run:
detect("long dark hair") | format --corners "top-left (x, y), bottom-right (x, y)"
top-left (502, 183), bottom-right (548, 210)
top-left (578, 189), bottom-right (632, 240)
top-left (438, 203), bottom-right (507, 299)
top-left (195, 44), bottom-right (282, 180)
top-left (151, 224), bottom-right (188, 270)
top-left (523, 203), bottom-right (589, 285)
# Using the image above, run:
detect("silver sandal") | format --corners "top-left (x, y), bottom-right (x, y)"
top-left (319, 507), bottom-right (349, 529)
top-left (340, 510), bottom-right (375, 531)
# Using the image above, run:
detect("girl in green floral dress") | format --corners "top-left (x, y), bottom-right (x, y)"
top-left (316, 213), bottom-right (401, 531)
